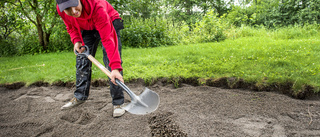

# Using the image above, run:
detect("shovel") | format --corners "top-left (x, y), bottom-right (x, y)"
top-left (75, 45), bottom-right (160, 115)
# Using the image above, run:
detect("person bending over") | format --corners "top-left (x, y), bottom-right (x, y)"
top-left (56, 0), bottom-right (125, 118)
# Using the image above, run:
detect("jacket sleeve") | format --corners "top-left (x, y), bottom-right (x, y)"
top-left (56, 5), bottom-right (82, 45)
top-left (91, 5), bottom-right (122, 71)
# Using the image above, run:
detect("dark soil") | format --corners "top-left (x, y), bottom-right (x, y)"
top-left (0, 79), bottom-right (319, 136)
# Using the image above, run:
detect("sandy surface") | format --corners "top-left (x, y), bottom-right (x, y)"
top-left (0, 81), bottom-right (319, 137)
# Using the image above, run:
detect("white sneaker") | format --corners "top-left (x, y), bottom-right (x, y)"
top-left (113, 105), bottom-right (125, 118)
top-left (61, 97), bottom-right (85, 110)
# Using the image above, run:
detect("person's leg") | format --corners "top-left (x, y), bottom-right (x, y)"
top-left (74, 30), bottom-right (100, 101)
top-left (61, 30), bottom-right (100, 110)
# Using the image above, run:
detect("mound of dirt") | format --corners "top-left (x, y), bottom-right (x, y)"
top-left (148, 111), bottom-right (187, 136)
top-left (0, 81), bottom-right (319, 136)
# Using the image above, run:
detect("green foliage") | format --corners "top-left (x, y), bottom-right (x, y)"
top-left (7, 0), bottom-right (59, 51)
top-left (224, 23), bottom-right (320, 40)
top-left (107, 0), bottom-right (130, 15)
top-left (0, 3), bottom-right (20, 40)
top-left (226, 6), bottom-right (257, 26)
top-left (165, 0), bottom-right (212, 30)
top-left (224, 25), bottom-right (262, 39)
top-left (201, 0), bottom-right (233, 17)
top-left (19, 34), bottom-right (44, 55)
top-left (254, 0), bottom-right (320, 27)
top-left (0, 39), bottom-right (18, 56)
top-left (299, 0), bottom-right (320, 24)
top-left (11, 17), bottom-right (44, 55)
top-left (224, 0), bottom-right (320, 28)
top-left (0, 2), bottom-right (22, 56)
top-left (1, 0), bottom-right (320, 56)
top-left (188, 10), bottom-right (228, 43)
top-left (271, 24), bottom-right (320, 40)
top-left (47, 20), bottom-right (73, 52)
top-left (121, 17), bottom-right (173, 48)
top-left (109, 0), bottom-right (164, 18)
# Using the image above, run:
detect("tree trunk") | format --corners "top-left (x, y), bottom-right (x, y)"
top-left (36, 24), bottom-right (44, 49)
top-left (44, 32), bottom-right (50, 50)
top-left (36, 15), bottom-right (49, 50)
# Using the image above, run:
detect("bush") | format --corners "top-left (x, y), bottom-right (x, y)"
top-left (18, 33), bottom-right (43, 55)
top-left (0, 39), bottom-right (18, 56)
top-left (192, 10), bottom-right (228, 43)
top-left (224, 23), bottom-right (319, 40)
top-left (254, 0), bottom-right (320, 28)
top-left (226, 6), bottom-right (256, 27)
top-left (121, 17), bottom-right (173, 48)
top-left (170, 21), bottom-right (192, 45)
top-left (48, 22), bottom-right (73, 52)
top-left (225, 24), bottom-right (267, 39)
top-left (271, 23), bottom-right (320, 40)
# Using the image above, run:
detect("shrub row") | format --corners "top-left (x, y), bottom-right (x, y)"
top-left (1, 9), bottom-right (319, 56)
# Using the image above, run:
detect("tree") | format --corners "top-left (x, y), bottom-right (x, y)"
top-left (200, 0), bottom-right (234, 17)
top-left (253, 0), bottom-right (320, 27)
top-left (165, 0), bottom-right (233, 29)
top-left (165, 0), bottom-right (201, 29)
top-left (5, 0), bottom-right (59, 51)
top-left (125, 0), bottom-right (164, 18)
top-left (107, 0), bottom-right (129, 16)
top-left (0, 3), bottom-right (19, 40)
top-left (0, 2), bottom-right (22, 56)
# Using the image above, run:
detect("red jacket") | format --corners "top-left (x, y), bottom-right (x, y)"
top-left (57, 0), bottom-right (122, 71)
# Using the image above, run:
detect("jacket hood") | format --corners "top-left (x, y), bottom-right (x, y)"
top-left (77, 0), bottom-right (94, 20)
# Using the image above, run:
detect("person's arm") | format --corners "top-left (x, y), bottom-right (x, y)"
top-left (92, 5), bottom-right (123, 84)
top-left (64, 20), bottom-right (82, 46)
top-left (92, 5), bottom-right (122, 72)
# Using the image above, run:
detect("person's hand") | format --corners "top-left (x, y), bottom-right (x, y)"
top-left (74, 42), bottom-right (85, 55)
top-left (110, 69), bottom-right (123, 85)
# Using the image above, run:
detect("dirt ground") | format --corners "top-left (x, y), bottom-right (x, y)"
top-left (0, 80), bottom-right (320, 137)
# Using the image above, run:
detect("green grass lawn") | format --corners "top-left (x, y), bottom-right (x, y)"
top-left (1, 36), bottom-right (319, 92)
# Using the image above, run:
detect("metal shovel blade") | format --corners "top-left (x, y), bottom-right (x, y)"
top-left (123, 88), bottom-right (160, 115)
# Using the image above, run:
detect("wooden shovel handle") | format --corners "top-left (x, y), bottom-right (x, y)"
top-left (87, 54), bottom-right (137, 99)
top-left (75, 45), bottom-right (112, 78)
top-left (87, 55), bottom-right (112, 78)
